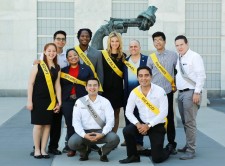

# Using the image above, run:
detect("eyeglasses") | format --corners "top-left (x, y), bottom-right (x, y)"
top-left (55, 38), bottom-right (66, 42)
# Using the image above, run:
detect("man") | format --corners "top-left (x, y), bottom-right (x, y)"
top-left (68, 78), bottom-right (120, 162)
top-left (147, 31), bottom-right (178, 154)
top-left (175, 35), bottom-right (206, 160)
top-left (75, 28), bottom-right (103, 87)
top-left (119, 66), bottom-right (172, 164)
top-left (122, 39), bottom-right (148, 151)
top-left (47, 30), bottom-right (68, 155)
top-left (31, 30), bottom-right (68, 156)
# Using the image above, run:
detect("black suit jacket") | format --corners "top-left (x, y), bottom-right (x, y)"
top-left (61, 64), bottom-right (94, 101)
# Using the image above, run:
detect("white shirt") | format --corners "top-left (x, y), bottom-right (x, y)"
top-left (73, 95), bottom-right (114, 138)
top-left (175, 49), bottom-right (206, 93)
top-left (125, 84), bottom-right (168, 127)
top-left (40, 51), bottom-right (68, 69)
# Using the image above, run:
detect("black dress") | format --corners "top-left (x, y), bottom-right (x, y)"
top-left (102, 53), bottom-right (125, 110)
top-left (31, 64), bottom-right (59, 125)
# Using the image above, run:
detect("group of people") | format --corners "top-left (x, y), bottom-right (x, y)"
top-left (26, 28), bottom-right (206, 163)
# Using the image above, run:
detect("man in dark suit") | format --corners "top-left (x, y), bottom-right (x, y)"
top-left (75, 28), bottom-right (104, 87)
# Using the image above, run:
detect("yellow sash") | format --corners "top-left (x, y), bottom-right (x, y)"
top-left (74, 46), bottom-right (103, 92)
top-left (150, 53), bottom-right (176, 91)
top-left (133, 87), bottom-right (167, 129)
top-left (123, 60), bottom-right (137, 75)
top-left (60, 72), bottom-right (86, 86)
top-left (40, 61), bottom-right (56, 110)
top-left (101, 50), bottom-right (123, 78)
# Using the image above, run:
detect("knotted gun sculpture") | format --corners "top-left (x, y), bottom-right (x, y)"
top-left (91, 6), bottom-right (157, 50)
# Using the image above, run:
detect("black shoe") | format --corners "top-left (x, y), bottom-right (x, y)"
top-left (48, 149), bottom-right (62, 155)
top-left (98, 148), bottom-right (109, 162)
top-left (91, 144), bottom-right (100, 152)
top-left (137, 149), bottom-right (151, 156)
top-left (165, 144), bottom-right (177, 155)
top-left (120, 141), bottom-right (126, 146)
top-left (30, 151), bottom-right (34, 156)
top-left (42, 154), bottom-right (50, 159)
top-left (30, 146), bottom-right (35, 156)
top-left (79, 153), bottom-right (89, 161)
top-left (119, 155), bottom-right (140, 164)
top-left (34, 155), bottom-right (42, 159)
top-left (62, 146), bottom-right (70, 153)
top-left (170, 148), bottom-right (177, 155)
top-left (100, 155), bottom-right (109, 162)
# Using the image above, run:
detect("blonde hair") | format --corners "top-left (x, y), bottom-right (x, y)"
top-left (106, 31), bottom-right (125, 61)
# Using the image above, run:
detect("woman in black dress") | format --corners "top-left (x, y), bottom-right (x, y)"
top-left (102, 32), bottom-right (126, 133)
top-left (27, 43), bottom-right (61, 159)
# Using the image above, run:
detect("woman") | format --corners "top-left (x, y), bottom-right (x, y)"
top-left (60, 48), bottom-right (94, 157)
top-left (102, 31), bottom-right (126, 133)
top-left (27, 43), bottom-right (61, 159)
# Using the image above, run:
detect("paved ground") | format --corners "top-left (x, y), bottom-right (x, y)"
top-left (0, 97), bottom-right (225, 166)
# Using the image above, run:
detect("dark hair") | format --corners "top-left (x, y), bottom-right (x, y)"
top-left (174, 35), bottom-right (188, 44)
top-left (86, 77), bottom-right (99, 86)
top-left (66, 48), bottom-right (79, 58)
top-left (137, 66), bottom-right (152, 77)
top-left (43, 43), bottom-right (59, 70)
top-left (152, 31), bottom-right (166, 41)
top-left (77, 28), bottom-right (92, 40)
top-left (53, 30), bottom-right (67, 40)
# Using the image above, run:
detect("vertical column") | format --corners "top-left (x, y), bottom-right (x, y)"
top-left (221, 0), bottom-right (225, 96)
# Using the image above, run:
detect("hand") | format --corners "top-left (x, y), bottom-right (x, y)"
top-left (26, 101), bottom-right (33, 111)
top-left (53, 104), bottom-right (61, 113)
top-left (193, 93), bottom-right (200, 105)
top-left (84, 132), bottom-right (99, 142)
top-left (136, 123), bottom-right (150, 135)
top-left (172, 86), bottom-right (177, 93)
top-left (94, 133), bottom-right (104, 141)
top-left (33, 60), bottom-right (40, 65)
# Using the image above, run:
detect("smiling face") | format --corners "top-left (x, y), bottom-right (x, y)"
top-left (78, 30), bottom-right (91, 46)
top-left (44, 45), bottom-right (57, 61)
top-left (153, 36), bottom-right (166, 52)
top-left (129, 40), bottom-right (141, 56)
top-left (110, 36), bottom-right (120, 51)
top-left (54, 33), bottom-right (66, 50)
top-left (67, 50), bottom-right (79, 66)
top-left (137, 69), bottom-right (152, 87)
top-left (175, 39), bottom-right (189, 56)
top-left (85, 79), bottom-right (99, 96)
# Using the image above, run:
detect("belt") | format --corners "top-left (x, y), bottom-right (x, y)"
top-left (70, 94), bottom-right (77, 100)
top-left (179, 88), bottom-right (190, 92)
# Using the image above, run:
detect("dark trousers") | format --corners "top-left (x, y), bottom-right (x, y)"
top-left (61, 100), bottom-right (76, 141)
top-left (123, 123), bottom-right (170, 163)
top-left (48, 111), bottom-right (62, 150)
top-left (124, 107), bottom-right (143, 145)
top-left (166, 92), bottom-right (177, 147)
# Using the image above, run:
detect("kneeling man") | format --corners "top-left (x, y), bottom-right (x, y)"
top-left (69, 78), bottom-right (120, 162)
top-left (119, 66), bottom-right (172, 164)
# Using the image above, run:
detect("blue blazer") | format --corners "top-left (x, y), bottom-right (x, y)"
top-left (61, 64), bottom-right (94, 101)
top-left (123, 54), bottom-right (148, 105)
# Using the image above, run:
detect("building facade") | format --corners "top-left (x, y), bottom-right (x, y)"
top-left (0, 0), bottom-right (224, 97)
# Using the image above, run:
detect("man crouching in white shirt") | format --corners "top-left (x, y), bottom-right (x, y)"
top-left (68, 77), bottom-right (120, 162)
top-left (119, 66), bottom-right (173, 164)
